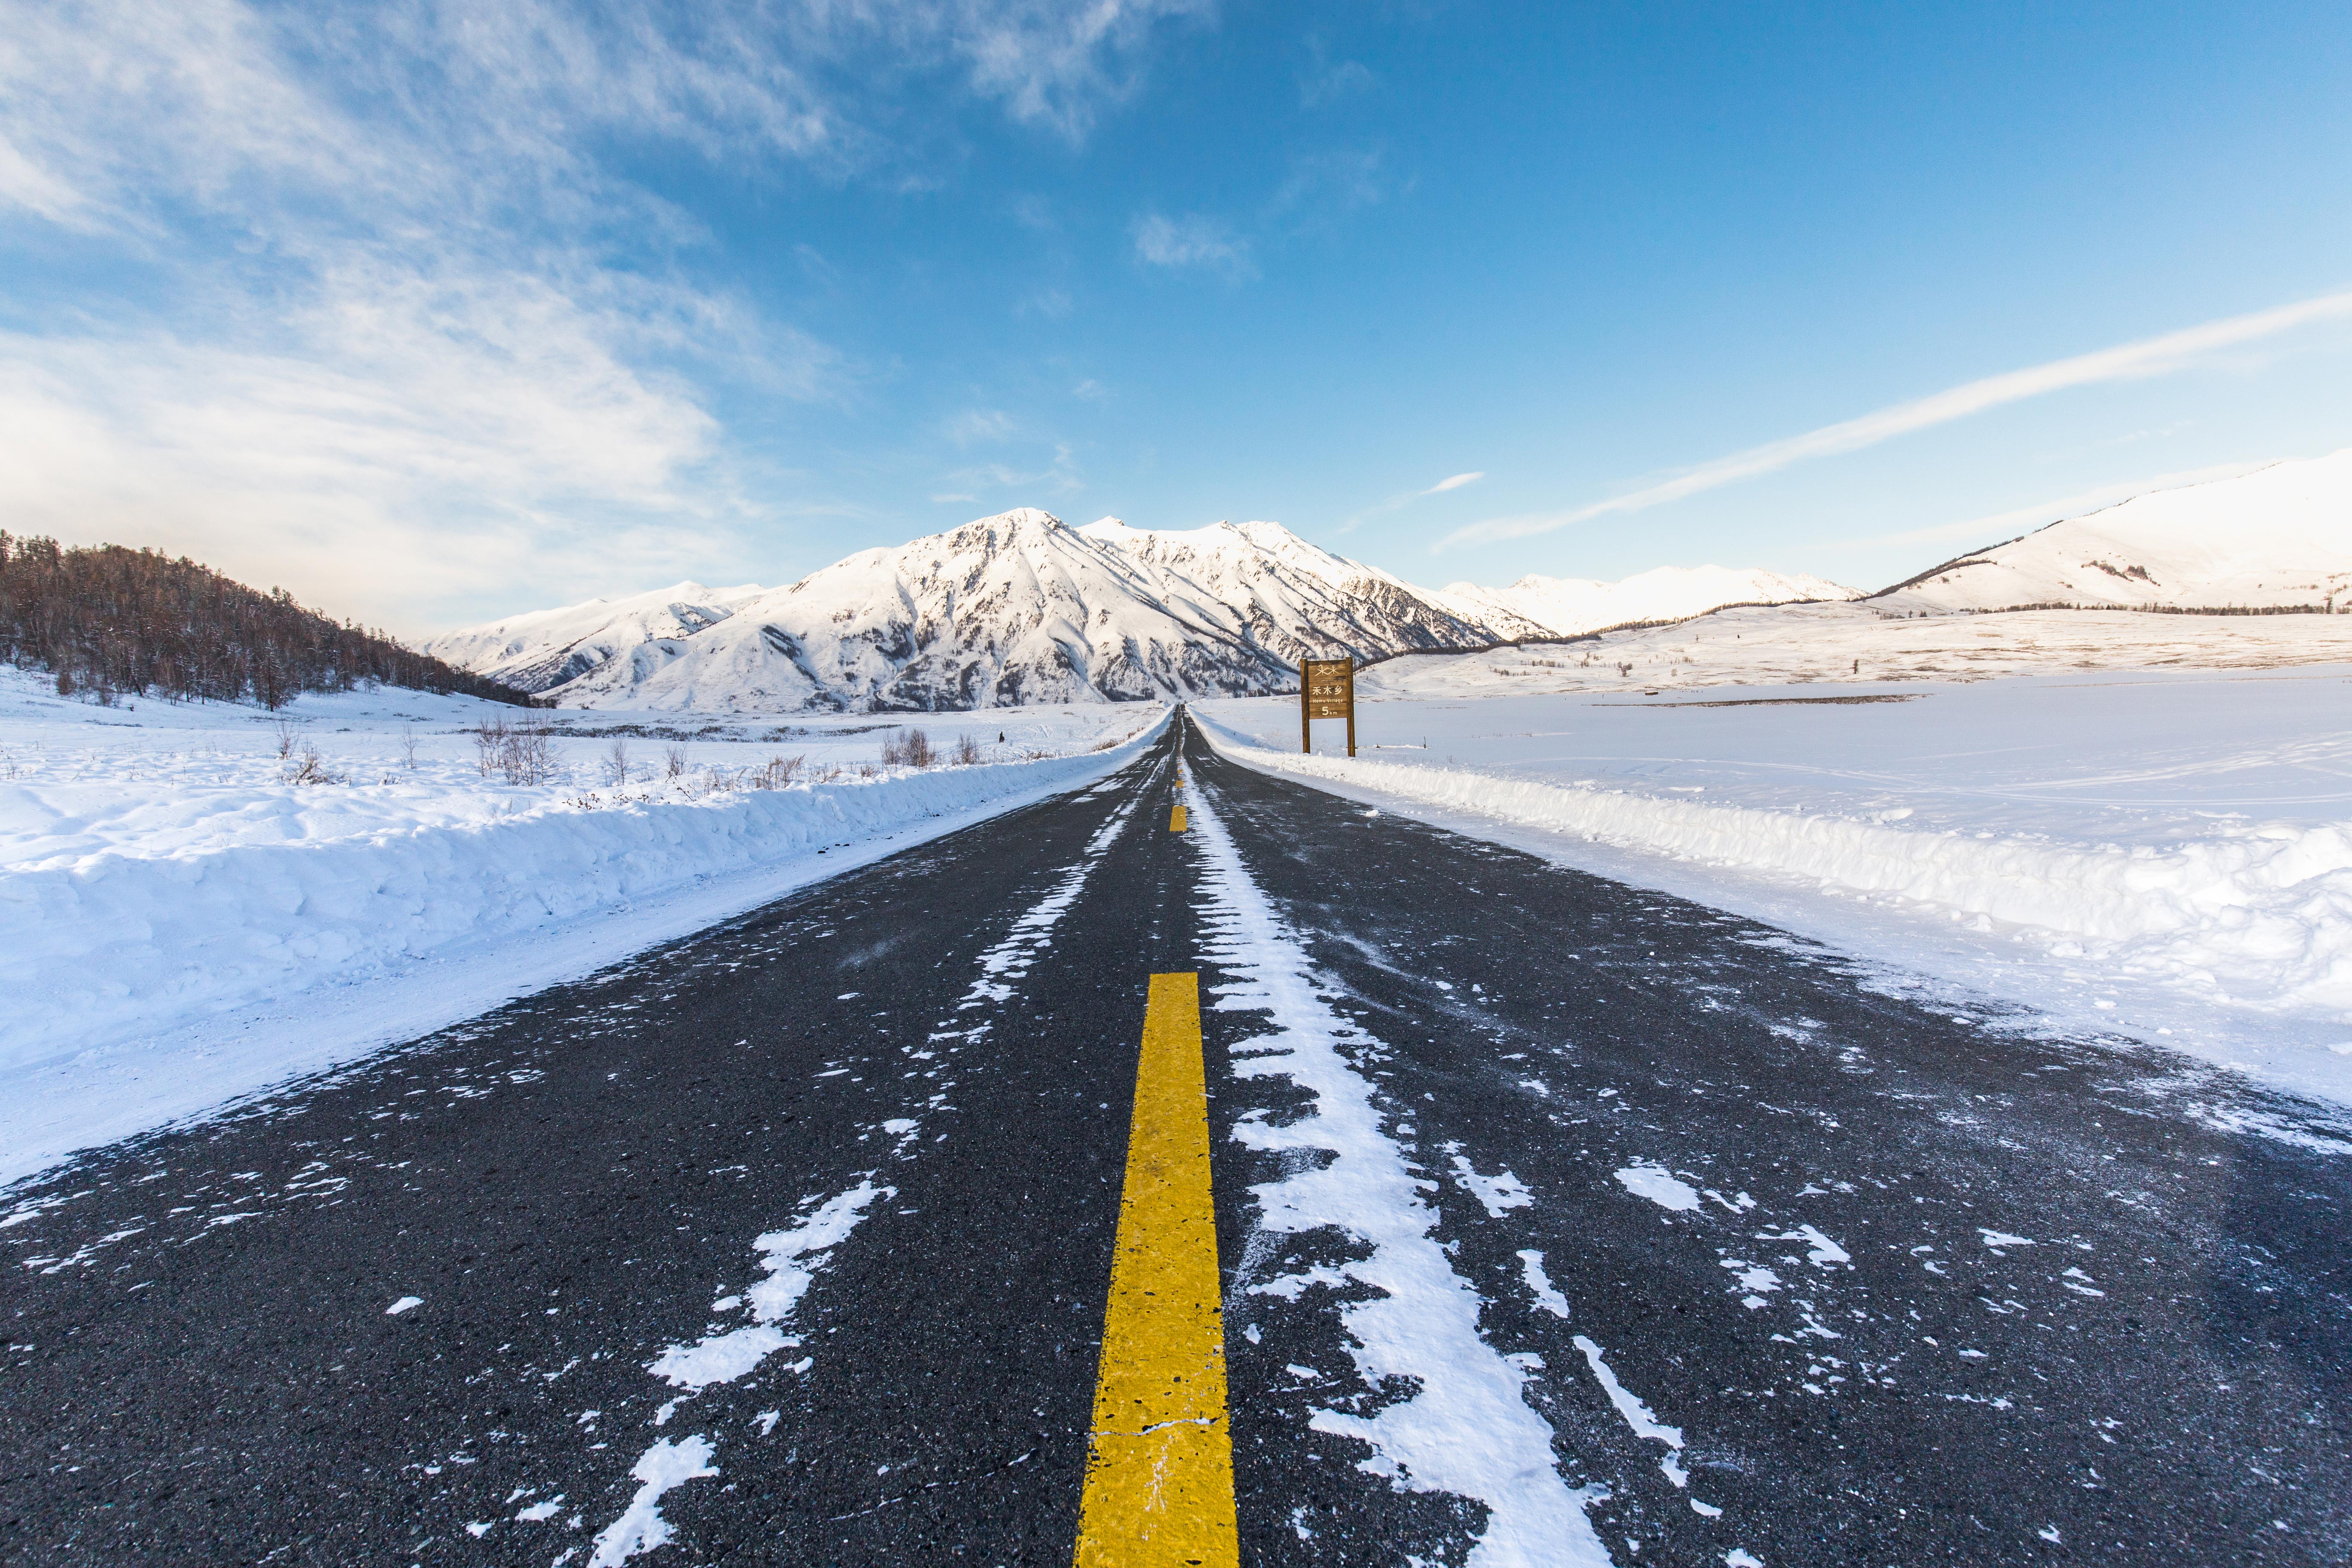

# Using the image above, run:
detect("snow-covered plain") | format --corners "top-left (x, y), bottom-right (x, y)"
top-left (0, 668), bottom-right (1164, 1182)
top-left (1196, 629), bottom-right (2352, 1109)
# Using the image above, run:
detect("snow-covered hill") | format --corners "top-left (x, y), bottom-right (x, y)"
top-left (1435, 565), bottom-right (1859, 636)
top-left (1871, 449), bottom-right (2352, 613)
top-left (433, 511), bottom-right (1519, 713)
top-left (426, 581), bottom-right (766, 694)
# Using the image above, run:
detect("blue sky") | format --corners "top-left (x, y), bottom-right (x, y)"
top-left (4, 1), bottom-right (2349, 633)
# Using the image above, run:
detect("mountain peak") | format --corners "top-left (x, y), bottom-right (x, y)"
top-left (430, 511), bottom-right (1521, 711)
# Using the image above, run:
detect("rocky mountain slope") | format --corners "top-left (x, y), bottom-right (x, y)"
top-left (1869, 448), bottom-right (2352, 613)
top-left (430, 511), bottom-right (1518, 713)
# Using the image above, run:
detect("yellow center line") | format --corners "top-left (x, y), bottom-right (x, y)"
top-left (1073, 973), bottom-right (1236, 1567)
top-left (1168, 805), bottom-right (1188, 832)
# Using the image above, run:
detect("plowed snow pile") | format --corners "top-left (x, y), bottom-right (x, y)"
top-left (0, 670), bottom-right (1163, 1180)
top-left (1197, 646), bottom-right (2352, 1104)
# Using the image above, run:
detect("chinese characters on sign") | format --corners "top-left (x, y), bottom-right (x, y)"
top-left (1301, 657), bottom-right (1355, 757)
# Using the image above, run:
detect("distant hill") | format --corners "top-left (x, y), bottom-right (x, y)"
top-left (1433, 565), bottom-right (1861, 637)
top-left (0, 533), bottom-right (537, 710)
top-left (1869, 449), bottom-right (2352, 614)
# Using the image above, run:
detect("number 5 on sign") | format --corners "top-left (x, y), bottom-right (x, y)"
top-left (1300, 657), bottom-right (1355, 757)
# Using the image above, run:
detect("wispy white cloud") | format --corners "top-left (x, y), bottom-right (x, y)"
top-left (945, 442), bottom-right (1083, 496)
top-left (943, 408), bottom-right (1019, 446)
top-left (1132, 211), bottom-right (1252, 275)
top-left (1335, 468), bottom-right (1486, 532)
top-left (0, 0), bottom-right (1198, 629)
top-left (1268, 146), bottom-right (1384, 230)
top-left (1441, 288), bottom-right (2352, 550)
top-left (950, 0), bottom-right (1214, 139)
top-left (1297, 34), bottom-right (1372, 108)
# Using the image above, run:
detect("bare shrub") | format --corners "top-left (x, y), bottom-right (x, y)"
top-left (284, 739), bottom-right (343, 785)
top-left (604, 736), bottom-right (631, 787)
top-left (664, 743), bottom-right (689, 780)
top-left (952, 733), bottom-right (981, 766)
top-left (857, 761), bottom-right (880, 778)
top-left (474, 716), bottom-right (555, 785)
top-left (880, 728), bottom-right (934, 768)
top-left (400, 727), bottom-right (419, 770)
top-left (750, 754), bottom-right (804, 790)
top-left (473, 717), bottom-right (509, 776)
top-left (273, 718), bottom-right (297, 760)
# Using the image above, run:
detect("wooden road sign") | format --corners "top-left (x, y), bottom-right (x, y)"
top-left (1301, 657), bottom-right (1356, 757)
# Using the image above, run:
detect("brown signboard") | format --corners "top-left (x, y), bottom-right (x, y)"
top-left (1300, 657), bottom-right (1356, 756)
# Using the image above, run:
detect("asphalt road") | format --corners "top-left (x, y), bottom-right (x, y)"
top-left (4, 713), bottom-right (2348, 1565)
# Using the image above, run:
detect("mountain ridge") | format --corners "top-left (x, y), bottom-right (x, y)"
top-left (432, 510), bottom-right (1529, 713)
top-left (423, 512), bottom-right (1875, 713)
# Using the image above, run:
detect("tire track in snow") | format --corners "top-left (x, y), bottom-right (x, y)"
top-left (1182, 776), bottom-right (1612, 1568)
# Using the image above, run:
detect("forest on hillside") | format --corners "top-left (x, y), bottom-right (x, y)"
top-left (0, 533), bottom-right (537, 709)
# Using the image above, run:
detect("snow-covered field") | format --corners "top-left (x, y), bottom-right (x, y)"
top-left (0, 668), bottom-right (1164, 1182)
top-left (1367, 602), bottom-right (2352, 695)
top-left (1197, 643), bottom-right (2352, 1109)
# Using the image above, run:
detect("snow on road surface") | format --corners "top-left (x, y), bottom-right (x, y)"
top-left (1184, 777), bottom-right (1611, 1567)
top-left (1197, 656), bottom-right (2352, 1106)
top-left (0, 669), bottom-right (1165, 1183)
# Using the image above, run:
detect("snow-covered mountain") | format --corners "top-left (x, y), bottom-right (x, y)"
top-left (426, 581), bottom-right (766, 695)
top-left (431, 511), bottom-right (1518, 712)
top-left (1870, 449), bottom-right (2352, 613)
top-left (1074, 517), bottom-right (1524, 663)
top-left (1435, 565), bottom-right (1860, 637)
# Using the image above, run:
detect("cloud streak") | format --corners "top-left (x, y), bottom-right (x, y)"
top-left (1441, 287), bottom-right (2352, 549)
top-left (1132, 210), bottom-right (1252, 275)
top-left (1335, 469), bottom-right (1485, 533)
top-left (0, 0), bottom-right (1200, 631)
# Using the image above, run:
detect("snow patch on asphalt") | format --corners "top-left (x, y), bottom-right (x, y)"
top-left (587, 1436), bottom-right (717, 1566)
top-left (1184, 778), bottom-right (1611, 1567)
top-left (649, 1179), bottom-right (888, 1392)
top-left (1759, 1225), bottom-right (1850, 1268)
top-left (584, 1176), bottom-right (884, 1559)
top-left (1448, 1150), bottom-right (1534, 1216)
top-left (1517, 1250), bottom-right (1571, 1319)
top-left (1614, 1162), bottom-right (1701, 1213)
top-left (1573, 1335), bottom-right (1689, 1489)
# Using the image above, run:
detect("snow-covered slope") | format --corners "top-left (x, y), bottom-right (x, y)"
top-left (1436, 565), bottom-right (1859, 636)
top-left (425, 581), bottom-right (766, 693)
top-left (1075, 516), bottom-right (1516, 665)
top-left (1871, 449), bottom-right (2352, 613)
top-left (439, 510), bottom-right (1522, 713)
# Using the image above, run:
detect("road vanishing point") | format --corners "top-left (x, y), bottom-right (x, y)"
top-left (5, 714), bottom-right (2347, 1565)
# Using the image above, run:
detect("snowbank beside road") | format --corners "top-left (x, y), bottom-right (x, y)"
top-left (0, 675), bottom-right (1165, 1181)
top-left (1193, 678), bottom-right (2352, 1104)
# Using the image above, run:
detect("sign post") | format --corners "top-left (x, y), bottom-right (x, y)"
top-left (1301, 657), bottom-right (1356, 757)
